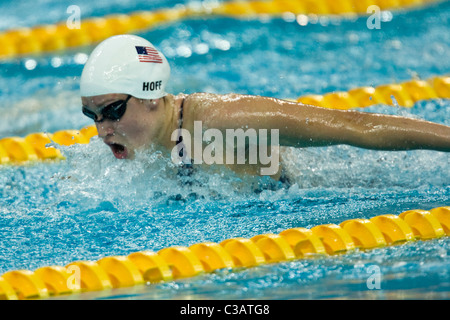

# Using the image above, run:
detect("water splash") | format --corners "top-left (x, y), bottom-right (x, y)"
top-left (52, 137), bottom-right (272, 210)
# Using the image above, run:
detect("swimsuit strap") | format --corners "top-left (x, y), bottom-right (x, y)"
top-left (176, 98), bottom-right (185, 145)
top-left (178, 98), bottom-right (185, 132)
top-left (176, 98), bottom-right (189, 163)
top-left (175, 98), bottom-right (194, 177)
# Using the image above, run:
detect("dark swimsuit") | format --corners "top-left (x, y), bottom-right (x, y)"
top-left (175, 98), bottom-right (194, 177)
top-left (175, 98), bottom-right (185, 158)
top-left (175, 97), bottom-right (291, 187)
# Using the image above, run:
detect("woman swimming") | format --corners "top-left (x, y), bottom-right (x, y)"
top-left (80, 35), bottom-right (450, 179)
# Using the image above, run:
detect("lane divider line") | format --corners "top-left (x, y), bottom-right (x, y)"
top-left (0, 206), bottom-right (448, 300)
top-left (0, 0), bottom-right (441, 59)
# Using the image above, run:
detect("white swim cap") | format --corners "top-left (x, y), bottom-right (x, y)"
top-left (80, 34), bottom-right (170, 99)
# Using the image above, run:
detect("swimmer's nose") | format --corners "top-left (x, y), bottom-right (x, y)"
top-left (96, 121), bottom-right (115, 138)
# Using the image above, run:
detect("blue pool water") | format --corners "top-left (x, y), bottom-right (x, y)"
top-left (0, 0), bottom-right (449, 299)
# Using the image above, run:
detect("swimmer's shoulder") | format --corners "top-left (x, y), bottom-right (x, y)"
top-left (182, 92), bottom-right (257, 122)
top-left (170, 92), bottom-right (224, 124)
top-left (168, 92), bottom-right (212, 111)
top-left (177, 92), bottom-right (248, 107)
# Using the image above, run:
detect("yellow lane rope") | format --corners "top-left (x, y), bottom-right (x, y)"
top-left (0, 75), bottom-right (448, 166)
top-left (0, 206), bottom-right (448, 299)
top-left (0, 0), bottom-right (442, 59)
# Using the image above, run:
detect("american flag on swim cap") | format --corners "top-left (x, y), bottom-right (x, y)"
top-left (135, 46), bottom-right (163, 63)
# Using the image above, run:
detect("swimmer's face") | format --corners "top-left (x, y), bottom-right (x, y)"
top-left (81, 94), bottom-right (163, 159)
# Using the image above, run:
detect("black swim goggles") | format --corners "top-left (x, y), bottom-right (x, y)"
top-left (82, 95), bottom-right (132, 123)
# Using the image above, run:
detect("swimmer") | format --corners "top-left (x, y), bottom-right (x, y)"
top-left (80, 35), bottom-right (450, 179)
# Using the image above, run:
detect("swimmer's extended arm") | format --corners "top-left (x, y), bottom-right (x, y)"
top-left (188, 93), bottom-right (450, 152)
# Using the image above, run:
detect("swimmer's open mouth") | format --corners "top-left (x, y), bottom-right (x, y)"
top-left (108, 143), bottom-right (128, 159)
